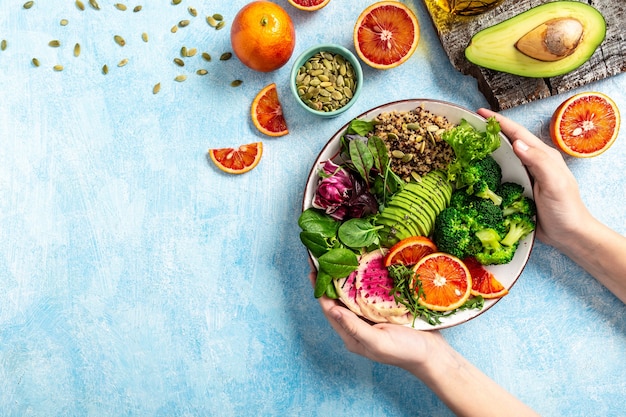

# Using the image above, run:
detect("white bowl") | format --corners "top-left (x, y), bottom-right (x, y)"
top-left (302, 99), bottom-right (535, 330)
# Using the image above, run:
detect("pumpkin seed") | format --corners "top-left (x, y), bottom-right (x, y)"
top-left (295, 51), bottom-right (358, 113)
top-left (118, 58), bottom-right (128, 67)
top-left (153, 83), bottom-right (161, 94)
top-left (75, 0), bottom-right (85, 10)
top-left (49, 40), bottom-right (61, 47)
top-left (1, 40), bottom-right (6, 51)
top-left (73, 43), bottom-right (80, 57)
top-left (114, 3), bottom-right (127, 11)
top-left (173, 58), bottom-right (184, 66)
top-left (215, 21), bottom-right (226, 30)
top-left (179, 19), bottom-right (190, 27)
top-left (201, 52), bottom-right (211, 61)
top-left (114, 35), bottom-right (125, 46)
top-left (174, 75), bottom-right (186, 82)
top-left (60, 19), bottom-right (69, 26)
top-left (89, 0), bottom-right (100, 10)
top-left (32, 57), bottom-right (40, 67)
top-left (102, 64), bottom-right (108, 74)
top-left (141, 32), bottom-right (148, 42)
top-left (219, 52), bottom-right (232, 61)
top-left (23, 1), bottom-right (34, 9)
top-left (391, 150), bottom-right (405, 159)
top-left (188, 7), bottom-right (197, 16)
top-left (53, 64), bottom-right (64, 71)
top-left (230, 80), bottom-right (243, 87)
top-left (186, 47), bottom-right (197, 57)
top-left (133, 5), bottom-right (142, 12)
top-left (213, 13), bottom-right (223, 21)
top-left (206, 16), bottom-right (217, 27)
top-left (172, 0), bottom-right (181, 4)
top-left (180, 46), bottom-right (187, 57)
top-left (171, 25), bottom-right (178, 33)
top-left (196, 69), bottom-right (208, 75)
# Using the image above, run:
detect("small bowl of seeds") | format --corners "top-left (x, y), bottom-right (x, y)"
top-left (290, 44), bottom-right (363, 118)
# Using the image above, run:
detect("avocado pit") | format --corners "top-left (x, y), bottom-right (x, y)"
top-left (515, 18), bottom-right (584, 62)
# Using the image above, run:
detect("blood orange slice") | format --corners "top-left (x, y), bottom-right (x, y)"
top-left (208, 142), bottom-right (263, 174)
top-left (287, 0), bottom-right (330, 11)
top-left (464, 257), bottom-right (509, 299)
top-left (384, 236), bottom-right (438, 267)
top-left (549, 92), bottom-right (620, 158)
top-left (353, 1), bottom-right (420, 70)
top-left (251, 83), bottom-right (289, 137)
top-left (412, 252), bottom-right (472, 312)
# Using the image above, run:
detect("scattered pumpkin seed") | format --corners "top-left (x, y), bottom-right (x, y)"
top-left (172, 0), bottom-right (181, 4)
top-left (75, 0), bottom-right (85, 10)
top-left (174, 75), bottom-right (187, 82)
top-left (153, 82), bottom-right (161, 94)
top-left (180, 46), bottom-right (187, 57)
top-left (186, 47), bottom-right (197, 57)
top-left (89, 0), bottom-right (100, 10)
top-left (206, 16), bottom-right (217, 27)
top-left (114, 35), bottom-right (125, 46)
top-left (23, 1), bottom-right (34, 9)
top-left (133, 5), bottom-right (142, 12)
top-left (188, 7), bottom-right (197, 17)
top-left (215, 21), bottom-right (226, 30)
top-left (173, 58), bottom-right (184, 67)
top-left (48, 40), bottom-right (61, 47)
top-left (141, 32), bottom-right (148, 42)
top-left (32, 57), bottom-right (40, 67)
top-left (60, 19), bottom-right (69, 26)
top-left (171, 25), bottom-right (178, 33)
top-left (179, 19), bottom-right (190, 27)
top-left (53, 64), bottom-right (64, 71)
top-left (219, 52), bottom-right (232, 61)
top-left (118, 58), bottom-right (128, 67)
top-left (213, 13), bottom-right (223, 21)
top-left (1, 40), bottom-right (6, 51)
top-left (102, 64), bottom-right (108, 74)
top-left (114, 3), bottom-right (127, 10)
top-left (201, 52), bottom-right (211, 62)
top-left (74, 43), bottom-right (80, 57)
top-left (196, 69), bottom-right (208, 75)
top-left (231, 80), bottom-right (243, 87)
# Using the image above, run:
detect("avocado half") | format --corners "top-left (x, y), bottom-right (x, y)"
top-left (465, 1), bottom-right (606, 78)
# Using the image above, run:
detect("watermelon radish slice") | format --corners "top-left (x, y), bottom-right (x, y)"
top-left (354, 249), bottom-right (411, 324)
top-left (334, 270), bottom-right (363, 316)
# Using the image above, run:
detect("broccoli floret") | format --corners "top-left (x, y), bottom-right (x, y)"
top-left (449, 189), bottom-right (474, 211)
top-left (472, 228), bottom-right (516, 265)
top-left (469, 199), bottom-right (506, 237)
top-left (433, 207), bottom-right (474, 259)
top-left (499, 182), bottom-right (537, 217)
top-left (501, 213), bottom-right (536, 247)
top-left (457, 155), bottom-right (503, 206)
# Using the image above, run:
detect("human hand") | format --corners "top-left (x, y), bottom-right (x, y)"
top-left (308, 268), bottom-right (448, 374)
top-left (477, 108), bottom-right (592, 251)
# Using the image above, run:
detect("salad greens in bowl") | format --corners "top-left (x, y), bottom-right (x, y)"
top-left (300, 99), bottom-right (536, 330)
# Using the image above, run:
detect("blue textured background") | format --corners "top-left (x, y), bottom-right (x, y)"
top-left (1, 1), bottom-right (625, 416)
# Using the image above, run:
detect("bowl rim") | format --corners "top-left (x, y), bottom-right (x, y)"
top-left (290, 43), bottom-right (363, 118)
top-left (301, 98), bottom-right (536, 330)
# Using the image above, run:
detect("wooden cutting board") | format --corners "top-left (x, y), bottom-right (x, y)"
top-left (422, 0), bottom-right (626, 110)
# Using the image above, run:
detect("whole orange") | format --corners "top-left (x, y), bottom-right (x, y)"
top-left (230, 1), bottom-right (296, 72)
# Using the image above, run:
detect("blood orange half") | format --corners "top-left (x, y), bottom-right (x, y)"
top-left (412, 252), bottom-right (472, 312)
top-left (208, 142), bottom-right (263, 174)
top-left (384, 236), bottom-right (437, 267)
top-left (550, 92), bottom-right (620, 158)
top-left (287, 0), bottom-right (330, 11)
top-left (353, 1), bottom-right (420, 70)
top-left (251, 83), bottom-right (289, 137)
top-left (464, 257), bottom-right (509, 299)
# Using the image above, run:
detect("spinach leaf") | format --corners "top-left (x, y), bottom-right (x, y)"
top-left (314, 270), bottom-right (333, 298)
top-left (317, 248), bottom-right (359, 279)
top-left (337, 218), bottom-right (382, 248)
top-left (298, 208), bottom-right (340, 237)
top-left (347, 119), bottom-right (375, 136)
top-left (299, 231), bottom-right (331, 258)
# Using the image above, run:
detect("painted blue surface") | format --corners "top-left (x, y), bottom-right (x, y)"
top-left (1, 1), bottom-right (625, 416)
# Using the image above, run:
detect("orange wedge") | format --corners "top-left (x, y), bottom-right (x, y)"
top-left (208, 142), bottom-right (263, 175)
top-left (251, 83), bottom-right (289, 137)
top-left (384, 236), bottom-right (438, 267)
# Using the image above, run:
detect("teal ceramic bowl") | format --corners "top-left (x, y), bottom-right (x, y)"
top-left (290, 44), bottom-right (363, 118)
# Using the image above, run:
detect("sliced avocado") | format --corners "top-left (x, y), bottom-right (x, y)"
top-left (385, 198), bottom-right (433, 236)
top-left (379, 205), bottom-right (428, 237)
top-left (404, 181), bottom-right (447, 213)
top-left (376, 216), bottom-right (413, 243)
top-left (464, 1), bottom-right (606, 78)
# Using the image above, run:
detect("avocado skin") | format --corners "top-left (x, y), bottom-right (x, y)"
top-left (464, 1), bottom-right (606, 78)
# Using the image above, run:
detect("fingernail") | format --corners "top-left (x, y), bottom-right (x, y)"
top-left (515, 139), bottom-right (529, 152)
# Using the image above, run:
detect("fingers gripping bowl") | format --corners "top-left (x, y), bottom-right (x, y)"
top-left (301, 99), bottom-right (535, 330)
